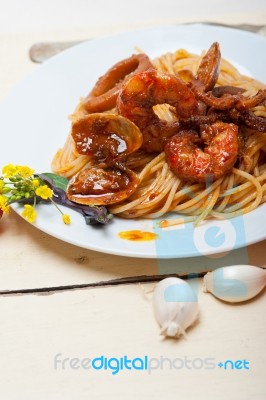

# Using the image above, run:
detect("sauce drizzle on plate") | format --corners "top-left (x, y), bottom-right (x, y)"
top-left (118, 230), bottom-right (158, 241)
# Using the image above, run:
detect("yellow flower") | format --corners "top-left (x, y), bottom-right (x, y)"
top-left (32, 178), bottom-right (40, 188)
top-left (62, 214), bottom-right (71, 225)
top-left (2, 164), bottom-right (18, 178)
top-left (2, 164), bottom-right (34, 179)
top-left (22, 204), bottom-right (37, 223)
top-left (0, 195), bottom-right (10, 214)
top-left (17, 166), bottom-right (35, 179)
top-left (35, 185), bottom-right (53, 200)
top-left (0, 180), bottom-right (4, 193)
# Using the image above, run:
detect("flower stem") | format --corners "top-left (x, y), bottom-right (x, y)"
top-left (50, 197), bottom-right (64, 215)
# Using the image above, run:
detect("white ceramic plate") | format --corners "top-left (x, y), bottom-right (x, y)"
top-left (1, 24), bottom-right (266, 258)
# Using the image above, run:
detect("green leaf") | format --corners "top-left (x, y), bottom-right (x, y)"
top-left (41, 173), bottom-right (69, 191)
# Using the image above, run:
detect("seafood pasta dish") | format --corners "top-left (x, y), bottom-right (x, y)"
top-left (52, 43), bottom-right (266, 226)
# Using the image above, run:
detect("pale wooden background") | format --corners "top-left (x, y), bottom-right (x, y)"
top-left (0, 1), bottom-right (266, 399)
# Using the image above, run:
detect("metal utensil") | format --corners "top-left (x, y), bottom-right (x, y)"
top-left (29, 23), bottom-right (266, 63)
top-left (202, 22), bottom-right (266, 34)
top-left (29, 40), bottom-right (84, 63)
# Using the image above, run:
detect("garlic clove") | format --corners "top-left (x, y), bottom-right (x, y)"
top-left (203, 265), bottom-right (266, 303)
top-left (152, 277), bottom-right (199, 338)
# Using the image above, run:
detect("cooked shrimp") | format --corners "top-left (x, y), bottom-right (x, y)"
top-left (164, 122), bottom-right (239, 183)
top-left (117, 69), bottom-right (200, 153)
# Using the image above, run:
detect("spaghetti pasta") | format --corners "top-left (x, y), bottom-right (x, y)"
top-left (52, 46), bottom-right (266, 226)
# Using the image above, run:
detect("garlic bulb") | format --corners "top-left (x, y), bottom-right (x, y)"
top-left (203, 265), bottom-right (266, 303)
top-left (152, 277), bottom-right (199, 338)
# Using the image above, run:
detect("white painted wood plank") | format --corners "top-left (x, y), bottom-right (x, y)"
top-left (0, 281), bottom-right (265, 399)
top-left (0, 212), bottom-right (158, 290)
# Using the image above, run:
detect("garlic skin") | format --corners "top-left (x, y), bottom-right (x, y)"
top-left (203, 265), bottom-right (266, 303)
top-left (152, 277), bottom-right (199, 338)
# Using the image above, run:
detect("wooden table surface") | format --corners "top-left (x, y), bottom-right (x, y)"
top-left (0, 2), bottom-right (266, 398)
